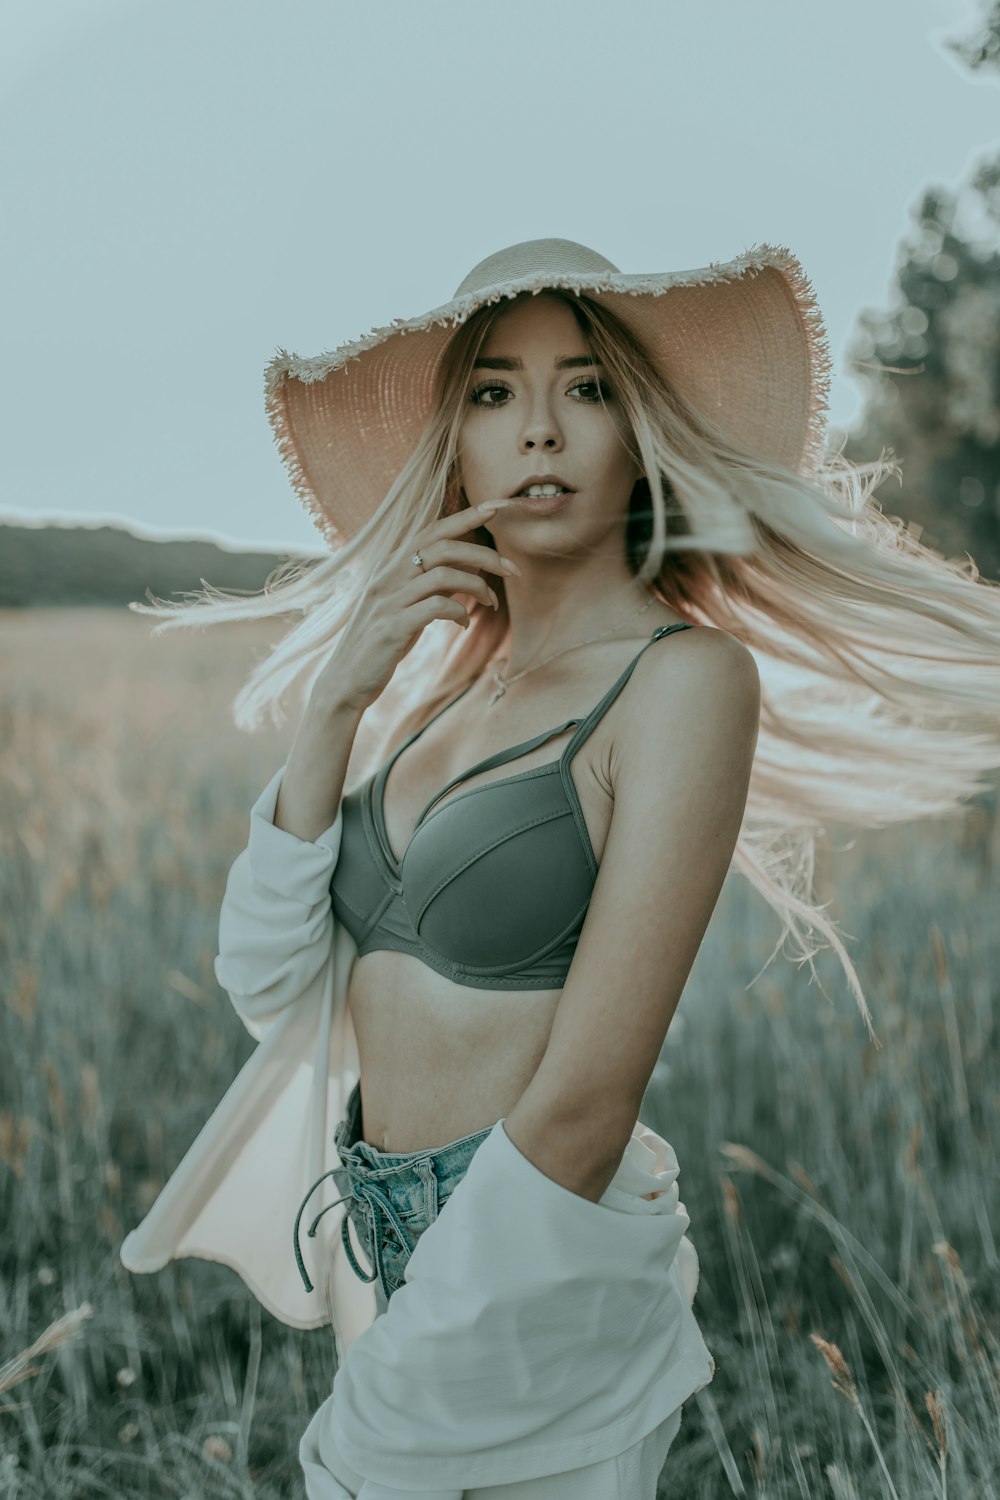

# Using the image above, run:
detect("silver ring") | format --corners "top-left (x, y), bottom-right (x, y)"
top-left (411, 552), bottom-right (425, 571)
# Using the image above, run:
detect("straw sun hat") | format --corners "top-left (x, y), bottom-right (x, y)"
top-left (263, 237), bottom-right (834, 550)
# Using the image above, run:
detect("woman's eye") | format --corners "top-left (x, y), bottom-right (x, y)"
top-left (571, 379), bottom-right (614, 402)
top-left (468, 381), bottom-right (512, 408)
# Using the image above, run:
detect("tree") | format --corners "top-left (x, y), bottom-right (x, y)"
top-left (841, 4), bottom-right (1000, 579)
top-left (943, 0), bottom-right (1000, 74)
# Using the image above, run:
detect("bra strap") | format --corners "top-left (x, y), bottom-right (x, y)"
top-left (416, 718), bottom-right (580, 826)
top-left (401, 622), bottom-right (694, 826)
top-left (560, 622), bottom-right (694, 762)
top-left (375, 676), bottom-right (479, 788)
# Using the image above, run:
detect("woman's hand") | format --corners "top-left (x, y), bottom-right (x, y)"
top-left (315, 500), bottom-right (521, 714)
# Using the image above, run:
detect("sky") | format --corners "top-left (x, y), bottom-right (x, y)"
top-left (1, 0), bottom-right (998, 556)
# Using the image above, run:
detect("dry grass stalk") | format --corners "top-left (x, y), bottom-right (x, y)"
top-left (719, 1141), bottom-right (770, 1176)
top-left (747, 1426), bottom-right (766, 1481)
top-left (809, 1333), bottom-right (901, 1500)
top-left (39, 1056), bottom-right (67, 1131)
top-left (925, 1390), bottom-right (948, 1465)
top-left (80, 1062), bottom-right (101, 1134)
top-left (0, 1111), bottom-right (38, 1182)
top-left (904, 1388), bottom-right (949, 1489)
top-left (824, 1462), bottom-right (862, 1500)
top-left (721, 1175), bottom-right (743, 1225)
top-left (830, 1254), bottom-right (858, 1298)
top-left (931, 1238), bottom-right (970, 1297)
top-left (789, 1160), bottom-right (821, 1199)
top-left (810, 1333), bottom-right (859, 1408)
top-left (929, 923), bottom-right (949, 987)
top-left (8, 964), bottom-right (39, 1026)
top-left (0, 1303), bottom-right (94, 1394)
top-left (903, 1118), bottom-right (922, 1181)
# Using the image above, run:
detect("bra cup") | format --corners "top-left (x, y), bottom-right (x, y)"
top-left (331, 792), bottom-right (391, 941)
top-left (402, 781), bottom-right (594, 972)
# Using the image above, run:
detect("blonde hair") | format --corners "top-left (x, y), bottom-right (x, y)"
top-left (133, 289), bottom-right (1000, 1045)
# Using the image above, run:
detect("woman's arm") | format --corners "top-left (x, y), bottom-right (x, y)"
top-left (503, 628), bottom-right (761, 1197)
top-left (215, 501), bottom-right (512, 1042)
top-left (273, 688), bottom-right (366, 842)
top-left (214, 688), bottom-right (365, 1040)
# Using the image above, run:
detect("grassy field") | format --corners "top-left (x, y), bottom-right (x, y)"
top-left (1, 607), bottom-right (998, 1499)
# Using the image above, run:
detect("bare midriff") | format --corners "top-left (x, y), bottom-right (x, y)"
top-left (344, 612), bottom-right (684, 1155)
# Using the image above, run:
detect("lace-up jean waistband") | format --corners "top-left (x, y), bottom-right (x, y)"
top-left (293, 1080), bottom-right (494, 1308)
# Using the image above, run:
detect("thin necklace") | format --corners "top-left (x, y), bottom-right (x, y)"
top-left (487, 590), bottom-right (658, 707)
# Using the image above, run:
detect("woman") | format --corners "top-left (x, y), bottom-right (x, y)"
top-left (121, 238), bottom-right (1000, 1497)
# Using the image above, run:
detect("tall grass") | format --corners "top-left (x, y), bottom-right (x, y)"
top-left (1, 608), bottom-right (997, 1498)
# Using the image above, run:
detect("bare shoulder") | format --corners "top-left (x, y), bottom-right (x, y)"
top-left (637, 622), bottom-right (759, 701)
top-left (616, 624), bottom-right (761, 770)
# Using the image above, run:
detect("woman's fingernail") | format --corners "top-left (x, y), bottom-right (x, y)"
top-left (498, 556), bottom-right (522, 576)
top-left (478, 503), bottom-right (499, 515)
top-left (488, 588), bottom-right (499, 610)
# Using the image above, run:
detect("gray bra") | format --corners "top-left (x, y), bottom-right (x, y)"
top-left (330, 622), bottom-right (694, 989)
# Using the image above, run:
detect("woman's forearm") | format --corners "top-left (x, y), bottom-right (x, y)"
top-left (273, 686), bottom-right (366, 844)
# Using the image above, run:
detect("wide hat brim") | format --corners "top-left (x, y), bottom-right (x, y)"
top-left (263, 237), bottom-right (833, 550)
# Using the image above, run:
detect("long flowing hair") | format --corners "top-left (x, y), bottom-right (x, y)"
top-left (133, 289), bottom-right (1000, 1044)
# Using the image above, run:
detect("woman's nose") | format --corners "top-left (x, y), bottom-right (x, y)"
top-left (520, 414), bottom-right (562, 451)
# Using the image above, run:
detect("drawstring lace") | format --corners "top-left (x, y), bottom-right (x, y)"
top-left (293, 1164), bottom-right (415, 1295)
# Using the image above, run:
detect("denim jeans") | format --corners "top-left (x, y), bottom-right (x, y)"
top-left (329, 1080), bottom-right (493, 1308)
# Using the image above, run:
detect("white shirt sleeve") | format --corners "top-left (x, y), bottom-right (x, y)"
top-left (121, 764), bottom-right (375, 1338)
top-left (213, 764), bottom-right (344, 1041)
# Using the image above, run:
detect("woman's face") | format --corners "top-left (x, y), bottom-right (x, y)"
top-left (455, 294), bottom-right (641, 557)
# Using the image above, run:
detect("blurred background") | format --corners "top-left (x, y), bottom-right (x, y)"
top-left (2, 3), bottom-right (999, 1497)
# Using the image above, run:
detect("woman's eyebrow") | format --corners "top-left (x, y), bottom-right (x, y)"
top-left (472, 355), bottom-right (604, 370)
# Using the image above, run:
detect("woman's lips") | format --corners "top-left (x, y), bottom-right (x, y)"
top-left (510, 490), bottom-right (574, 515)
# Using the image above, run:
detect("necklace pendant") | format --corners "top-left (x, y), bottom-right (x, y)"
top-left (488, 669), bottom-right (506, 706)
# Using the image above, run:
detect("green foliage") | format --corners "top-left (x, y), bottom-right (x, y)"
top-left (843, 151), bottom-right (1000, 581)
top-left (942, 0), bottom-right (1000, 76)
